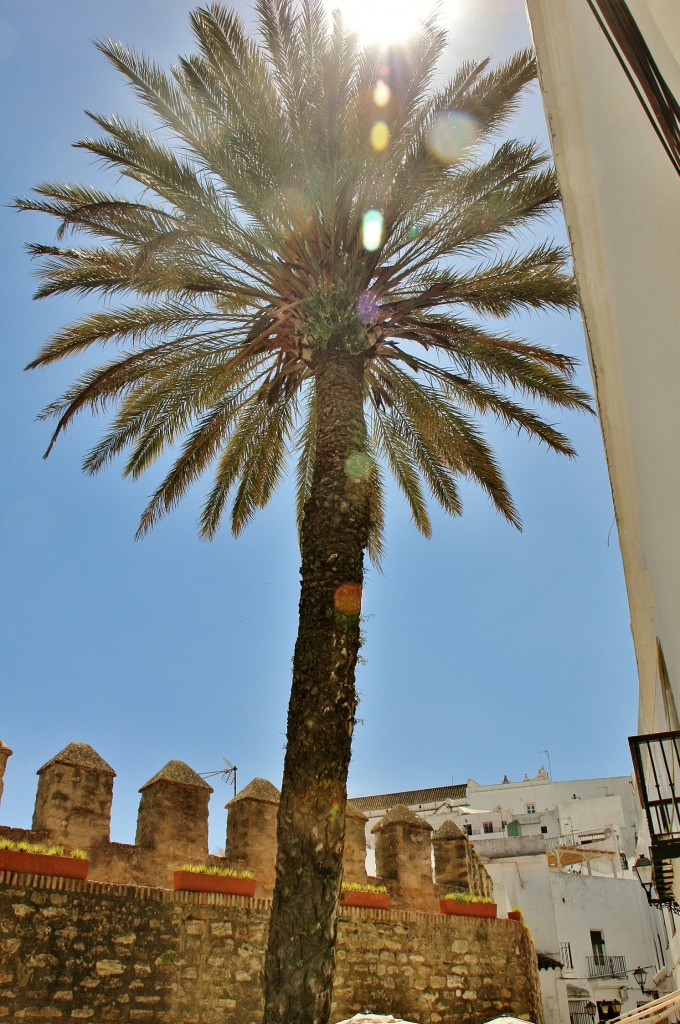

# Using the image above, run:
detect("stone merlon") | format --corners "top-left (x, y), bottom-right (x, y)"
top-left (432, 820), bottom-right (468, 839)
top-left (227, 777), bottom-right (280, 807)
top-left (139, 760), bottom-right (212, 792)
top-left (37, 741), bottom-right (115, 777)
top-left (371, 803), bottom-right (433, 833)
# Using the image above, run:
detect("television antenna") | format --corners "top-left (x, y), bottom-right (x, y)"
top-left (200, 758), bottom-right (237, 799)
top-left (538, 749), bottom-right (553, 779)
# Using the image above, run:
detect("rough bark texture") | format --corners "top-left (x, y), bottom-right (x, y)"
top-left (262, 348), bottom-right (370, 1024)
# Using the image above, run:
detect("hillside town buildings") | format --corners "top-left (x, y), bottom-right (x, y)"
top-left (352, 767), bottom-right (670, 1024)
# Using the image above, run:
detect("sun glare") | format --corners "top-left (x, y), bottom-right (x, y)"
top-left (331, 0), bottom-right (427, 47)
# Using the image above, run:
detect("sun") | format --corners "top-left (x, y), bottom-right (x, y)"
top-left (330, 0), bottom-right (429, 47)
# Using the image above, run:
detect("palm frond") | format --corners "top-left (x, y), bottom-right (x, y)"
top-left (21, 5), bottom-right (590, 553)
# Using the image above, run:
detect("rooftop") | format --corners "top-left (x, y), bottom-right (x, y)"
top-left (349, 784), bottom-right (466, 812)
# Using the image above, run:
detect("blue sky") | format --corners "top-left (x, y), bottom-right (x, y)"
top-left (0, 0), bottom-right (637, 852)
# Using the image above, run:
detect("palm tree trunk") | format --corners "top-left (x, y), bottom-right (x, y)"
top-left (262, 348), bottom-right (370, 1024)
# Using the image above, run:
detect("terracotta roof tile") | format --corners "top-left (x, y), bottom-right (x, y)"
top-left (349, 783), bottom-right (466, 812)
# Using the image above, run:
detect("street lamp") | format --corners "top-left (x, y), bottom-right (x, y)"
top-left (633, 966), bottom-right (648, 993)
top-left (632, 966), bottom-right (657, 998)
top-left (632, 855), bottom-right (655, 903)
top-left (632, 852), bottom-right (680, 915)
top-left (585, 1002), bottom-right (597, 1020)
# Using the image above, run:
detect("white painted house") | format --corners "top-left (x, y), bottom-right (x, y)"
top-left (352, 768), bottom-right (666, 1024)
top-left (524, 0), bottom-right (680, 729)
top-left (522, 0), bottom-right (680, 994)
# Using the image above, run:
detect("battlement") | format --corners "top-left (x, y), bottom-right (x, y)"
top-left (0, 739), bottom-right (492, 905)
top-left (0, 740), bottom-right (541, 1024)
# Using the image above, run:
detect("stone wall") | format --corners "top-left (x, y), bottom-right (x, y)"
top-left (0, 871), bottom-right (543, 1024)
top-left (0, 742), bottom-right (12, 810)
top-left (0, 741), bottom-right (493, 903)
top-left (432, 822), bottom-right (494, 901)
top-left (0, 739), bottom-right (542, 1024)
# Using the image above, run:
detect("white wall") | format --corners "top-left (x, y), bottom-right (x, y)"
top-left (557, 795), bottom-right (633, 859)
top-left (524, 0), bottom-right (680, 731)
top-left (359, 774), bottom-right (637, 856)
top-left (468, 775), bottom-right (635, 815)
top-left (550, 870), bottom-right (662, 983)
top-left (486, 854), bottom-right (665, 1024)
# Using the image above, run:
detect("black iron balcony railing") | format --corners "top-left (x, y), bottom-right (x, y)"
top-left (629, 731), bottom-right (680, 909)
top-left (587, 954), bottom-right (627, 979)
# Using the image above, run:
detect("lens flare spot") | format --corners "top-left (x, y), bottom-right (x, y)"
top-left (362, 209), bottom-right (383, 251)
top-left (345, 451), bottom-right (371, 481)
top-left (334, 0), bottom-right (424, 47)
top-left (373, 80), bottom-right (390, 107)
top-left (329, 799), bottom-right (341, 822)
top-left (356, 289), bottom-right (382, 325)
top-left (426, 110), bottom-right (480, 164)
top-left (334, 583), bottom-right (362, 617)
top-left (282, 185), bottom-right (312, 225)
top-left (370, 121), bottom-right (389, 152)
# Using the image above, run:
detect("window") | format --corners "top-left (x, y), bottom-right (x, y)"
top-left (569, 999), bottom-right (592, 1024)
top-left (464, 823), bottom-right (472, 836)
top-left (541, 825), bottom-right (548, 834)
top-left (526, 803), bottom-right (536, 814)
top-left (590, 930), bottom-right (606, 965)
top-left (483, 821), bottom-right (494, 834)
top-left (560, 941), bottom-right (573, 970)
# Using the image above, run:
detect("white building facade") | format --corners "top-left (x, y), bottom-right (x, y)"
top-left (352, 768), bottom-right (668, 1024)
top-left (523, 0), bottom-right (680, 995)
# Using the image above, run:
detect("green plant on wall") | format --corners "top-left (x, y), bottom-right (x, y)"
top-left (443, 890), bottom-right (494, 904)
top-left (180, 863), bottom-right (254, 878)
top-left (0, 838), bottom-right (87, 859)
top-left (340, 881), bottom-right (388, 894)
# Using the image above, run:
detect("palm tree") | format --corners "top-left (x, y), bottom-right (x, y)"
top-left (16, 3), bottom-right (591, 1022)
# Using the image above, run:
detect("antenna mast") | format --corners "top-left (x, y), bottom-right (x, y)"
top-left (200, 758), bottom-right (237, 799)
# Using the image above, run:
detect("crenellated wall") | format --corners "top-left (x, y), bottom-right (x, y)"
top-left (0, 741), bottom-right (12, 809)
top-left (0, 740), bottom-right (494, 902)
top-left (0, 740), bottom-right (539, 1024)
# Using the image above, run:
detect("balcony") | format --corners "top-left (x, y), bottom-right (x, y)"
top-left (629, 730), bottom-right (680, 909)
top-left (587, 954), bottom-right (627, 979)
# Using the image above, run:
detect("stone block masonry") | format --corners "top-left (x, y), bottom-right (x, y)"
top-left (0, 872), bottom-right (542, 1024)
top-left (0, 740), bottom-right (543, 1023)
top-left (0, 741), bottom-right (495, 903)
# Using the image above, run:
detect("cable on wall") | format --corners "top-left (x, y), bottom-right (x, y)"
top-left (585, 0), bottom-right (680, 177)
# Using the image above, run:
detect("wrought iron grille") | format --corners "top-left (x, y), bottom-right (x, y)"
top-left (630, 730), bottom-right (680, 907)
top-left (587, 954), bottom-right (627, 979)
top-left (569, 999), bottom-right (593, 1024)
top-left (560, 941), bottom-right (574, 970)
